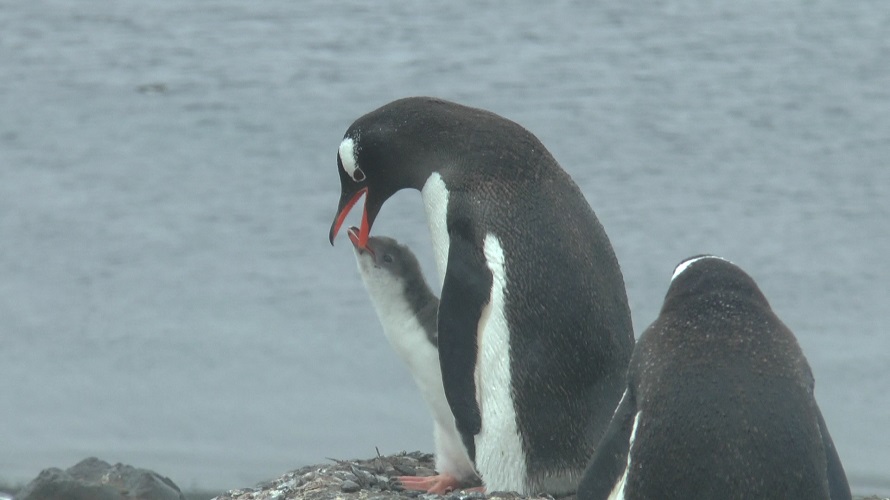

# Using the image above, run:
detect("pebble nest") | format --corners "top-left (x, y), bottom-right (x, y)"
top-left (210, 451), bottom-right (886, 500)
top-left (212, 451), bottom-right (556, 500)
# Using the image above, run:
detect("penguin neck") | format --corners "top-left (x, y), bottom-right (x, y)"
top-left (362, 275), bottom-right (436, 366)
top-left (420, 172), bottom-right (451, 290)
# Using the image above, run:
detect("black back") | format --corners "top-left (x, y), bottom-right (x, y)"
top-left (580, 256), bottom-right (851, 500)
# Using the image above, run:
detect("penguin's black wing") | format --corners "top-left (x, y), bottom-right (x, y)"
top-left (437, 217), bottom-right (491, 462)
top-left (577, 389), bottom-right (636, 500)
top-left (815, 408), bottom-right (852, 500)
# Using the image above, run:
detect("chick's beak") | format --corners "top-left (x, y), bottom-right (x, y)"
top-left (346, 226), bottom-right (375, 257)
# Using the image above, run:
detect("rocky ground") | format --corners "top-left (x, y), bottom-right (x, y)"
top-left (212, 451), bottom-right (551, 500)
top-left (211, 451), bottom-right (887, 500)
top-left (7, 451), bottom-right (886, 500)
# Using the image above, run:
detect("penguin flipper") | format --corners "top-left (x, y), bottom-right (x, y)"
top-left (577, 388), bottom-right (637, 500)
top-left (815, 408), bottom-right (851, 500)
top-left (437, 227), bottom-right (492, 462)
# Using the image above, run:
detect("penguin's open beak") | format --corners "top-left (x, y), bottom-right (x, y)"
top-left (347, 226), bottom-right (375, 257)
top-left (329, 187), bottom-right (371, 247)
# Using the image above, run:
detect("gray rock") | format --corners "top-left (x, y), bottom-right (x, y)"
top-left (278, 477), bottom-right (299, 491)
top-left (333, 470), bottom-right (359, 483)
top-left (350, 465), bottom-right (377, 486)
top-left (17, 457), bottom-right (185, 500)
top-left (340, 479), bottom-right (361, 493)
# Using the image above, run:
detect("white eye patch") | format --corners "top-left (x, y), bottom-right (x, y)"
top-left (338, 137), bottom-right (364, 182)
top-left (670, 255), bottom-right (731, 282)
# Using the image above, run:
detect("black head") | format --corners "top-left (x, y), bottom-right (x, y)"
top-left (663, 255), bottom-right (771, 313)
top-left (329, 97), bottom-right (458, 248)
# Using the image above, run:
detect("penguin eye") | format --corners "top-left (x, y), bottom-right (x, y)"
top-left (383, 254), bottom-right (393, 264)
top-left (353, 167), bottom-right (365, 182)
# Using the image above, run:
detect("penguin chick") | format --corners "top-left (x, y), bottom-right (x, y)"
top-left (348, 227), bottom-right (479, 493)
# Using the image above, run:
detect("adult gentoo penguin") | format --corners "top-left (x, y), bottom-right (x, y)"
top-left (577, 255), bottom-right (852, 500)
top-left (347, 227), bottom-right (479, 493)
top-left (330, 97), bottom-right (635, 495)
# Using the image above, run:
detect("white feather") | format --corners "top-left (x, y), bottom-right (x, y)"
top-left (475, 234), bottom-right (528, 492)
top-left (609, 411), bottom-right (641, 500)
top-left (338, 137), bottom-right (360, 181)
top-left (670, 255), bottom-right (731, 282)
top-left (421, 172), bottom-right (450, 287)
top-left (353, 250), bottom-right (476, 481)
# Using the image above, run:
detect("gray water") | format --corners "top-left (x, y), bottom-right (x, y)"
top-left (1, 0), bottom-right (888, 494)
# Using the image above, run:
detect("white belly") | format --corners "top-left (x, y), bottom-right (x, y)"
top-left (475, 233), bottom-right (528, 492)
top-left (421, 175), bottom-right (528, 492)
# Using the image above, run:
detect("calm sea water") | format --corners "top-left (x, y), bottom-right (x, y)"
top-left (1, 0), bottom-right (888, 494)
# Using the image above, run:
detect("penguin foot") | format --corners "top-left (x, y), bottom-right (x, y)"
top-left (396, 474), bottom-right (465, 494)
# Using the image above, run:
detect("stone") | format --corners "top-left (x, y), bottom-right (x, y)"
top-left (340, 479), bottom-right (361, 493)
top-left (17, 457), bottom-right (185, 500)
top-left (333, 471), bottom-right (359, 483)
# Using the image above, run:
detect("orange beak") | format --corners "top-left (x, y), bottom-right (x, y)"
top-left (329, 187), bottom-right (370, 248)
top-left (346, 226), bottom-right (376, 257)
